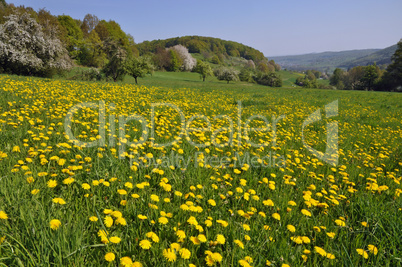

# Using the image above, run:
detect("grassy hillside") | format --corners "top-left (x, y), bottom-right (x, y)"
top-left (270, 49), bottom-right (379, 73)
top-left (63, 67), bottom-right (328, 90)
top-left (340, 44), bottom-right (398, 68)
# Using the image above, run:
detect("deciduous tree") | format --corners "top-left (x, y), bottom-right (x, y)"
top-left (102, 40), bottom-right (127, 82)
top-left (195, 60), bottom-right (213, 82)
top-left (125, 56), bottom-right (153, 84)
top-left (214, 68), bottom-right (239, 84)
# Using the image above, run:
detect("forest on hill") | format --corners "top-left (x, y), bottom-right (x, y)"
top-left (137, 36), bottom-right (266, 62)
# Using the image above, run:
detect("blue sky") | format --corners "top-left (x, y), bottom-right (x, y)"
top-left (8, 0), bottom-right (402, 56)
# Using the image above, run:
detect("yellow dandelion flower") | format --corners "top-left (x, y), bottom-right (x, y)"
top-left (234, 239), bottom-right (244, 249)
top-left (243, 224), bottom-right (251, 231)
top-left (163, 248), bottom-right (177, 262)
top-left (301, 236), bottom-right (311, 244)
top-left (326, 232), bottom-right (336, 239)
top-left (239, 259), bottom-right (251, 267)
top-left (63, 177), bottom-right (74, 185)
top-left (52, 198), bottom-right (66, 205)
top-left (179, 248), bottom-right (191, 259)
top-left (110, 211), bottom-right (122, 218)
top-left (82, 183), bottom-right (91, 190)
top-left (103, 209), bottom-right (113, 214)
top-left (104, 216), bottom-right (113, 227)
top-left (47, 179), bottom-right (57, 188)
top-left (367, 244), bottom-right (378, 255)
top-left (205, 255), bottom-right (215, 266)
top-left (158, 216), bottom-right (168, 224)
top-left (137, 214), bottom-right (147, 220)
top-left (287, 225), bottom-right (296, 232)
top-left (211, 252), bottom-right (222, 262)
top-left (176, 230), bottom-right (186, 239)
top-left (98, 230), bottom-right (109, 244)
top-left (198, 234), bottom-right (207, 243)
top-left (120, 256), bottom-right (133, 266)
top-left (49, 219), bottom-right (61, 230)
top-left (314, 246), bottom-right (327, 257)
top-left (115, 217), bottom-right (127, 226)
top-left (335, 219), bottom-right (346, 226)
top-left (356, 249), bottom-right (369, 259)
top-left (0, 211), bottom-right (8, 220)
top-left (117, 189), bottom-right (127, 195)
top-left (89, 216), bottom-right (98, 222)
top-left (208, 199), bottom-right (216, 206)
top-left (291, 236), bottom-right (303, 244)
top-left (190, 236), bottom-right (201, 245)
top-left (272, 213), bottom-right (281, 221)
top-left (187, 216), bottom-right (198, 226)
top-left (146, 232), bottom-right (159, 243)
top-left (301, 209), bottom-right (312, 217)
top-left (216, 234), bottom-right (225, 244)
top-left (263, 199), bottom-right (274, 206)
top-left (150, 194), bottom-right (160, 202)
top-left (139, 239), bottom-right (152, 249)
top-left (109, 236), bottom-right (121, 244)
top-left (31, 189), bottom-right (40, 195)
top-left (104, 252), bottom-right (115, 262)
top-left (216, 220), bottom-right (228, 227)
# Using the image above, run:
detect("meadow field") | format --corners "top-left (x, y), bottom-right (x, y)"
top-left (0, 72), bottom-right (401, 266)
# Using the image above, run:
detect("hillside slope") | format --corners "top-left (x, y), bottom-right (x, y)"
top-left (339, 44), bottom-right (397, 68)
top-left (270, 49), bottom-right (379, 72)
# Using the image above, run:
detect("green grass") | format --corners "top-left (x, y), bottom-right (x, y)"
top-left (0, 73), bottom-right (401, 266)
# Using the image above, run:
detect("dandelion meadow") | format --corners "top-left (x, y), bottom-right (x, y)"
top-left (0, 74), bottom-right (401, 266)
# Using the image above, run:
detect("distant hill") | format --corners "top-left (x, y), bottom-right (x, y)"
top-left (137, 36), bottom-right (267, 62)
top-left (339, 44), bottom-right (397, 69)
top-left (270, 49), bottom-right (379, 73)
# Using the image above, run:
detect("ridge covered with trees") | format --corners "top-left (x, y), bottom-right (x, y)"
top-left (137, 36), bottom-right (266, 63)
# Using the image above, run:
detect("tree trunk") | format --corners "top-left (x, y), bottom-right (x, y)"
top-left (135, 76), bottom-right (138, 84)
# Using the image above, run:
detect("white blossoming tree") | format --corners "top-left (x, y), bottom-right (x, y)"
top-left (167, 45), bottom-right (197, 71)
top-left (0, 12), bottom-right (72, 76)
top-left (214, 67), bottom-right (239, 84)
